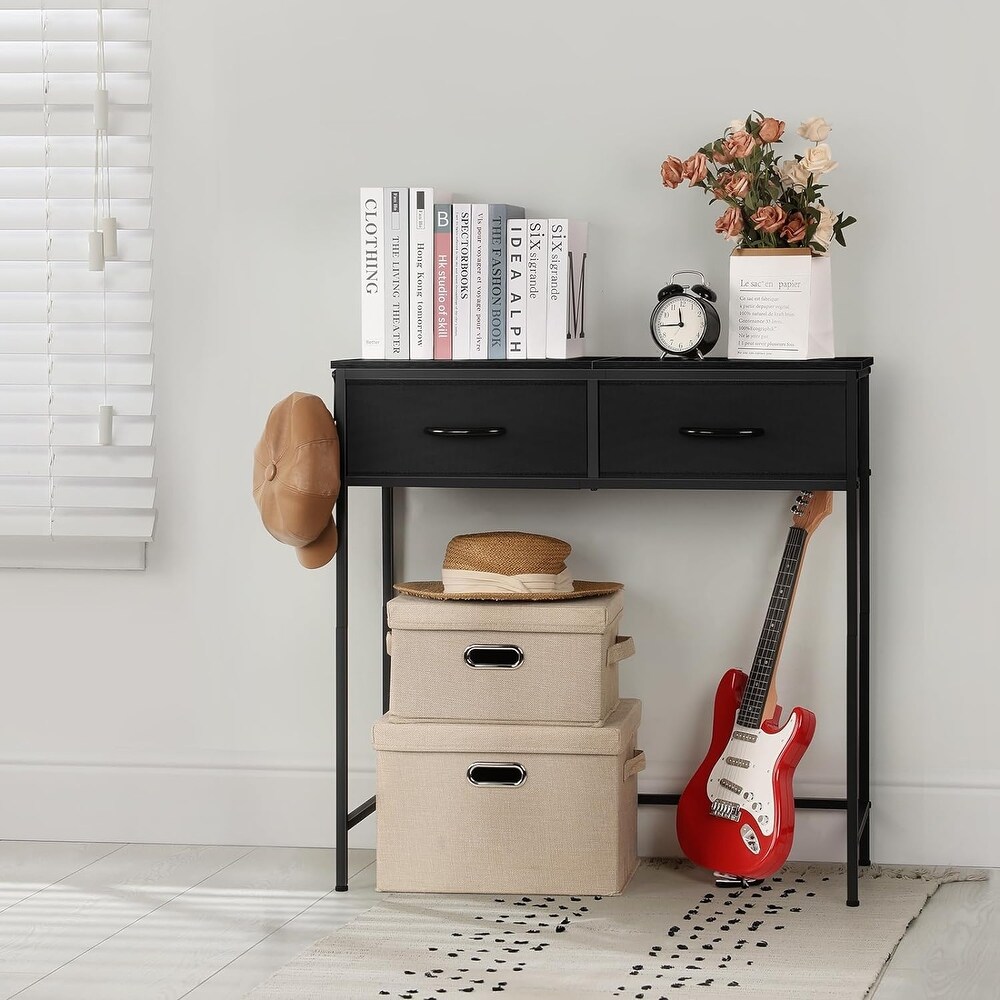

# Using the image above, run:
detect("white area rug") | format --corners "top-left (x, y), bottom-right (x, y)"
top-left (246, 861), bottom-right (985, 999)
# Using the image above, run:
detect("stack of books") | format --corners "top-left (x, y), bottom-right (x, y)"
top-left (359, 187), bottom-right (588, 360)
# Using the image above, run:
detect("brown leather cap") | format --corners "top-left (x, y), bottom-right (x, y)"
top-left (252, 392), bottom-right (340, 569)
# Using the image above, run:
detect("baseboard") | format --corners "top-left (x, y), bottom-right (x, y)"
top-left (1, 762), bottom-right (997, 866)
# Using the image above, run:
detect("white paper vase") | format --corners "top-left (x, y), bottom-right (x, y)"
top-left (728, 248), bottom-right (834, 360)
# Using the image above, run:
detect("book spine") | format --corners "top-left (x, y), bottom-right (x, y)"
top-left (525, 218), bottom-right (548, 359)
top-left (408, 187), bottom-right (434, 359)
top-left (470, 203), bottom-right (490, 359)
top-left (488, 204), bottom-right (524, 359)
top-left (451, 203), bottom-right (472, 359)
top-left (359, 188), bottom-right (385, 358)
top-left (384, 187), bottom-right (409, 359)
top-left (433, 203), bottom-right (453, 359)
top-left (545, 219), bottom-right (588, 358)
top-left (505, 217), bottom-right (527, 359)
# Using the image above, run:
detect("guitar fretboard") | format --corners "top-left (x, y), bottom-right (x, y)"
top-left (736, 526), bottom-right (807, 729)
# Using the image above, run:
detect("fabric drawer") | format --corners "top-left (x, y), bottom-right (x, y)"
top-left (344, 379), bottom-right (588, 478)
top-left (373, 699), bottom-right (644, 895)
top-left (386, 592), bottom-right (632, 724)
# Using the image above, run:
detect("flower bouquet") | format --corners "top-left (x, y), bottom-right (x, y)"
top-left (660, 113), bottom-right (856, 253)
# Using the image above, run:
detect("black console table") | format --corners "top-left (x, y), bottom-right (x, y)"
top-left (330, 357), bottom-right (873, 905)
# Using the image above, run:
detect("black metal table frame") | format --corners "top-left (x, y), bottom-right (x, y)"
top-left (331, 362), bottom-right (871, 905)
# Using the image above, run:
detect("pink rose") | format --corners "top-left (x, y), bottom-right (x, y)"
top-left (725, 130), bottom-right (756, 159)
top-left (715, 205), bottom-right (744, 240)
top-left (757, 117), bottom-right (785, 143)
top-left (722, 170), bottom-right (752, 199)
top-left (781, 211), bottom-right (807, 244)
top-left (712, 141), bottom-right (735, 165)
top-left (751, 204), bottom-right (787, 234)
top-left (660, 156), bottom-right (685, 189)
top-left (682, 152), bottom-right (708, 186)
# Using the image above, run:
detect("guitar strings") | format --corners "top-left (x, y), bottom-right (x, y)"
top-left (717, 526), bottom-right (806, 800)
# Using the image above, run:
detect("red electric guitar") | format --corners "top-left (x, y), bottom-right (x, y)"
top-left (676, 490), bottom-right (831, 881)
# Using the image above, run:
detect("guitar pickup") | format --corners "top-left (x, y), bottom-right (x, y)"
top-left (725, 756), bottom-right (750, 768)
top-left (731, 730), bottom-right (758, 743)
top-left (719, 778), bottom-right (743, 795)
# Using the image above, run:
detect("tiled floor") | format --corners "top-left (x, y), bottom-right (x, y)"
top-left (0, 842), bottom-right (994, 999)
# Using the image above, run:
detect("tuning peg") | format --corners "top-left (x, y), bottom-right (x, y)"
top-left (796, 494), bottom-right (810, 503)
top-left (791, 505), bottom-right (802, 515)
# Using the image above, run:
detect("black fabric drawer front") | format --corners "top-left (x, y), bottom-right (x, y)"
top-left (346, 380), bottom-right (588, 478)
top-left (599, 380), bottom-right (847, 478)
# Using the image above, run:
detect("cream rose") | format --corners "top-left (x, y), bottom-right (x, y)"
top-left (798, 116), bottom-right (832, 142)
top-left (728, 118), bottom-right (748, 134)
top-left (800, 143), bottom-right (838, 177)
top-left (813, 206), bottom-right (836, 250)
top-left (779, 158), bottom-right (812, 189)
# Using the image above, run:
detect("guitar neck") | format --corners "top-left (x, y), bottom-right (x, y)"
top-left (737, 525), bottom-right (808, 729)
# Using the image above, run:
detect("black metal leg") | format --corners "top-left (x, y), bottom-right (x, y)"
top-left (846, 484), bottom-right (860, 906)
top-left (858, 380), bottom-right (872, 867)
top-left (335, 485), bottom-right (350, 892)
top-left (382, 487), bottom-right (394, 714)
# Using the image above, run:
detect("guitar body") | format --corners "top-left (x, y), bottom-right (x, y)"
top-left (676, 668), bottom-right (817, 879)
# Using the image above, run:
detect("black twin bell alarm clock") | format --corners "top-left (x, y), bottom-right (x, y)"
top-left (650, 270), bottom-right (721, 359)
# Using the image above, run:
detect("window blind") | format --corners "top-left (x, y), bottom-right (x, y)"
top-left (0, 0), bottom-right (154, 569)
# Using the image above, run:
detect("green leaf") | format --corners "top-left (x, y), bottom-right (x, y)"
top-left (835, 229), bottom-right (847, 247)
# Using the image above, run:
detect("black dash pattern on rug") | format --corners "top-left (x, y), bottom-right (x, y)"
top-left (380, 893), bottom-right (606, 998)
top-left (610, 868), bottom-right (816, 996)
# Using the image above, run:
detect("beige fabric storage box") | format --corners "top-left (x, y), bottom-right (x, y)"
top-left (373, 698), bottom-right (644, 895)
top-left (385, 592), bottom-right (634, 724)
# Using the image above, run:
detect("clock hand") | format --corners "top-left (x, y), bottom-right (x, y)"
top-left (677, 309), bottom-right (684, 328)
top-left (660, 321), bottom-right (683, 327)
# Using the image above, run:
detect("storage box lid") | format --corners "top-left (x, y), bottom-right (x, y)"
top-left (373, 698), bottom-right (641, 755)
top-left (386, 590), bottom-right (624, 634)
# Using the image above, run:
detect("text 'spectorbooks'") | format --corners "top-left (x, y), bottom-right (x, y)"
top-left (452, 204), bottom-right (472, 360)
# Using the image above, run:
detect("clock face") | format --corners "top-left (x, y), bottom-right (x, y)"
top-left (653, 294), bottom-right (708, 354)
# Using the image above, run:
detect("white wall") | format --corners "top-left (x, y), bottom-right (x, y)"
top-left (1, 0), bottom-right (996, 866)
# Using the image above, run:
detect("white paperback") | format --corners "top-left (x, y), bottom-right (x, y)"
top-left (505, 217), bottom-right (527, 358)
top-left (546, 219), bottom-right (588, 358)
top-left (384, 187), bottom-right (409, 359)
top-left (452, 203), bottom-right (472, 359)
top-left (469, 203), bottom-right (490, 359)
top-left (408, 187), bottom-right (434, 359)
top-left (525, 219), bottom-right (548, 358)
top-left (359, 188), bottom-right (384, 358)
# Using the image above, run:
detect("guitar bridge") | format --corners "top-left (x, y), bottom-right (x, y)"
top-left (709, 798), bottom-right (742, 822)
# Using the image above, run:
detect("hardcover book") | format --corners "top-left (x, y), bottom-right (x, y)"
top-left (433, 204), bottom-right (453, 360)
top-left (470, 203), bottom-right (490, 360)
top-left (452, 203), bottom-right (472, 360)
top-left (545, 219), bottom-right (588, 359)
top-left (359, 188), bottom-right (385, 358)
top-left (525, 218), bottom-right (548, 359)
top-left (408, 187), bottom-right (434, 359)
top-left (384, 187), bottom-right (409, 359)
top-left (487, 204), bottom-right (525, 359)
top-left (505, 217), bottom-right (527, 359)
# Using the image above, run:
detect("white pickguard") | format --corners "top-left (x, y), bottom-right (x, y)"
top-left (706, 713), bottom-right (800, 837)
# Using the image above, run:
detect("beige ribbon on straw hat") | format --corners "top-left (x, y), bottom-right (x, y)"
top-left (394, 531), bottom-right (623, 601)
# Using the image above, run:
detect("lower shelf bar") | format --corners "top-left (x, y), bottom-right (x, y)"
top-left (346, 795), bottom-right (376, 828)
top-left (638, 793), bottom-right (851, 811)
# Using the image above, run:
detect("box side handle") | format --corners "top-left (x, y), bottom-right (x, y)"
top-left (386, 630), bottom-right (392, 655)
top-left (464, 644), bottom-right (525, 669)
top-left (608, 635), bottom-right (635, 665)
top-left (624, 749), bottom-right (646, 782)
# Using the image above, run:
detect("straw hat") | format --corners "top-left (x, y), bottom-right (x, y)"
top-left (395, 531), bottom-right (622, 601)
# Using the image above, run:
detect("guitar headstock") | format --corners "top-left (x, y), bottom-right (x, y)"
top-left (791, 490), bottom-right (833, 535)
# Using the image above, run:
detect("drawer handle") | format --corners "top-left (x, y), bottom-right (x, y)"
top-left (679, 427), bottom-right (765, 439)
top-left (467, 762), bottom-right (526, 787)
top-left (424, 426), bottom-right (506, 438)
top-left (464, 644), bottom-right (524, 669)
